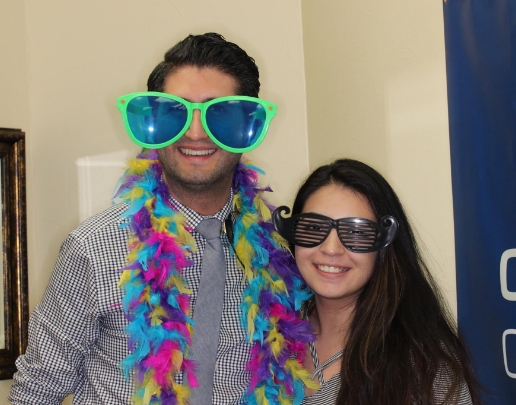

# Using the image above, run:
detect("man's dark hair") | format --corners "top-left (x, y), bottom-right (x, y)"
top-left (147, 33), bottom-right (260, 97)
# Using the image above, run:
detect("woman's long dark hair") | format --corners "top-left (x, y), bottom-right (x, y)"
top-left (292, 159), bottom-right (482, 405)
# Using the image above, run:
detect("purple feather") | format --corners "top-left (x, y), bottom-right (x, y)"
top-left (277, 318), bottom-right (314, 342)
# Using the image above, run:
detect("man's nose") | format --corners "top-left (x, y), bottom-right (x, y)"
top-left (184, 109), bottom-right (209, 141)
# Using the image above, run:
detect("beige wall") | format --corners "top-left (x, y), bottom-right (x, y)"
top-left (0, 0), bottom-right (308, 402)
top-left (302, 0), bottom-right (456, 313)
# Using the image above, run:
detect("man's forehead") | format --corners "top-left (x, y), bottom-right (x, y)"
top-left (163, 66), bottom-right (237, 102)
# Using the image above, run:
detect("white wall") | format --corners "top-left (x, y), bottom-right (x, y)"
top-left (302, 0), bottom-right (456, 314)
top-left (0, 1), bottom-right (308, 402)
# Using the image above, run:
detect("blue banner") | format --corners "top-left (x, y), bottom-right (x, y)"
top-left (443, 1), bottom-right (516, 404)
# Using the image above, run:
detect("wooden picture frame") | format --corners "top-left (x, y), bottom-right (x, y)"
top-left (0, 128), bottom-right (28, 379)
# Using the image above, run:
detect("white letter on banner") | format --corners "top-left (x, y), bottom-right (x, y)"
top-left (500, 249), bottom-right (516, 301)
top-left (503, 329), bottom-right (516, 378)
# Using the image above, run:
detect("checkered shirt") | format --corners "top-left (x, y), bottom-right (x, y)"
top-left (9, 191), bottom-right (253, 405)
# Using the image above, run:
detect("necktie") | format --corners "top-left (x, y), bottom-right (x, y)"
top-left (190, 217), bottom-right (226, 404)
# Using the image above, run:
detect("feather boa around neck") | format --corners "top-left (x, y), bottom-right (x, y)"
top-left (114, 149), bottom-right (316, 405)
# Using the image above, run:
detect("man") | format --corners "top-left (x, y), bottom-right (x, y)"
top-left (9, 33), bottom-right (313, 405)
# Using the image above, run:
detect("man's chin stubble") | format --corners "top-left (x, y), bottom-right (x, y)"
top-left (164, 171), bottom-right (232, 194)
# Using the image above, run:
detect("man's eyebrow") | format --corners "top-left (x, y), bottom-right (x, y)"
top-left (171, 95), bottom-right (218, 103)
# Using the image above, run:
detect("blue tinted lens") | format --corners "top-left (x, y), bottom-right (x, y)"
top-left (126, 96), bottom-right (187, 145)
top-left (206, 100), bottom-right (265, 148)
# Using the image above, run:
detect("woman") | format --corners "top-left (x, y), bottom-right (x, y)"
top-left (273, 159), bottom-right (482, 405)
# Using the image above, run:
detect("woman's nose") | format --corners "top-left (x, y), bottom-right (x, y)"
top-left (319, 229), bottom-right (346, 256)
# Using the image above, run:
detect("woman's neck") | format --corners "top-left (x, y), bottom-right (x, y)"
top-left (311, 296), bottom-right (356, 340)
top-left (303, 297), bottom-right (356, 396)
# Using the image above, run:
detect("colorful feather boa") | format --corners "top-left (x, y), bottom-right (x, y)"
top-left (114, 149), bottom-right (316, 405)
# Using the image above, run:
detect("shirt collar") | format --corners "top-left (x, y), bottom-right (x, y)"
top-left (167, 188), bottom-right (234, 230)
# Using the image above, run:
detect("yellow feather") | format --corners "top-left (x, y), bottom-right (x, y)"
top-left (118, 270), bottom-right (131, 287)
top-left (171, 350), bottom-right (183, 373)
top-left (254, 386), bottom-right (269, 405)
top-left (127, 239), bottom-right (145, 261)
top-left (272, 278), bottom-right (287, 294)
top-left (235, 237), bottom-right (253, 262)
top-left (285, 358), bottom-right (320, 390)
top-left (142, 378), bottom-right (160, 405)
top-left (153, 216), bottom-right (171, 233)
top-left (186, 323), bottom-right (194, 341)
top-left (272, 231), bottom-right (291, 250)
top-left (140, 286), bottom-right (151, 302)
top-left (150, 306), bottom-right (167, 326)
top-left (247, 303), bottom-right (259, 339)
top-left (232, 193), bottom-right (242, 211)
top-left (254, 195), bottom-right (271, 222)
top-left (260, 270), bottom-right (287, 294)
top-left (278, 395), bottom-right (291, 405)
top-left (128, 157), bottom-right (153, 174)
top-left (129, 187), bottom-right (144, 201)
top-left (174, 212), bottom-right (187, 222)
top-left (127, 249), bottom-right (138, 263)
top-left (235, 238), bottom-right (254, 282)
top-left (241, 212), bottom-right (258, 229)
top-left (144, 198), bottom-right (154, 210)
top-left (176, 224), bottom-right (197, 252)
top-left (265, 329), bottom-right (285, 358)
top-left (168, 275), bottom-right (192, 294)
top-left (172, 381), bottom-right (190, 404)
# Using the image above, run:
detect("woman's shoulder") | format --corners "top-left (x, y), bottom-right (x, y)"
top-left (432, 363), bottom-right (474, 405)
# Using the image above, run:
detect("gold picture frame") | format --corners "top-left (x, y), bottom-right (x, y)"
top-left (0, 128), bottom-right (28, 379)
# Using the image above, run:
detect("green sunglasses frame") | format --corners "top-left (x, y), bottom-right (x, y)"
top-left (117, 92), bottom-right (277, 153)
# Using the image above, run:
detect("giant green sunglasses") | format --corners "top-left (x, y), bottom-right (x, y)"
top-left (117, 92), bottom-right (277, 153)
